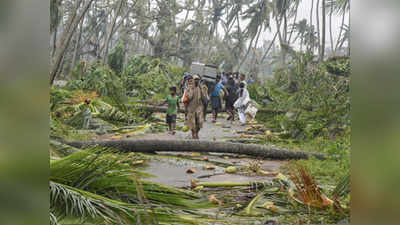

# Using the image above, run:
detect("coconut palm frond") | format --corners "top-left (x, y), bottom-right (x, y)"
top-left (50, 181), bottom-right (132, 224)
top-left (289, 163), bottom-right (334, 208)
top-left (338, 24), bottom-right (350, 48)
top-left (50, 212), bottom-right (59, 225)
top-left (326, 0), bottom-right (350, 15)
top-left (50, 148), bottom-right (208, 208)
top-left (332, 173), bottom-right (350, 199)
top-left (242, 0), bottom-right (271, 37)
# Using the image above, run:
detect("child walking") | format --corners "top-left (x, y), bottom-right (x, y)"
top-left (160, 87), bottom-right (180, 135)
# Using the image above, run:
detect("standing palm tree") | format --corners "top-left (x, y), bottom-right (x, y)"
top-left (239, 0), bottom-right (271, 70)
top-left (291, 19), bottom-right (308, 52)
top-left (326, 0), bottom-right (350, 52)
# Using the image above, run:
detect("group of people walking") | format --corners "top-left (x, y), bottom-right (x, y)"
top-left (161, 71), bottom-right (253, 139)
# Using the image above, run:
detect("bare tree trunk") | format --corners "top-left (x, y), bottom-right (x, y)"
top-left (52, 30), bottom-right (57, 60)
top-left (260, 31), bottom-right (279, 63)
top-left (238, 26), bottom-right (261, 71)
top-left (66, 139), bottom-right (327, 160)
top-left (316, 0), bottom-right (320, 57)
top-left (69, 19), bottom-right (84, 79)
top-left (275, 15), bottom-right (285, 64)
top-left (283, 11), bottom-right (288, 44)
top-left (288, 1), bottom-right (300, 43)
top-left (176, 8), bottom-right (190, 50)
top-left (320, 0), bottom-right (326, 62)
top-left (57, 54), bottom-right (66, 79)
top-left (329, 4), bottom-right (334, 55)
top-left (103, 0), bottom-right (124, 65)
top-left (309, 0), bottom-right (314, 52)
top-left (335, 11), bottom-right (346, 52)
top-left (249, 28), bottom-right (263, 73)
top-left (50, 0), bottom-right (94, 85)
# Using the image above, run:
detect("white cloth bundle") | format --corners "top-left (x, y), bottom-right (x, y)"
top-left (234, 88), bottom-right (250, 110)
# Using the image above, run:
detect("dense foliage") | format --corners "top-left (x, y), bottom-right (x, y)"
top-left (107, 41), bottom-right (125, 76)
top-left (66, 63), bottom-right (127, 111)
top-left (255, 53), bottom-right (350, 140)
top-left (123, 56), bottom-right (185, 100)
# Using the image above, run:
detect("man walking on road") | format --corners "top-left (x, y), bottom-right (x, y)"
top-left (210, 75), bottom-right (228, 123)
top-left (185, 75), bottom-right (207, 139)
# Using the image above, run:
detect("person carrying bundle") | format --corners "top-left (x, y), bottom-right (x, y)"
top-left (234, 82), bottom-right (250, 126)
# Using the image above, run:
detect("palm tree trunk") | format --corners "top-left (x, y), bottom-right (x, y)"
top-left (102, 0), bottom-right (124, 65)
top-left (300, 37), bottom-right (303, 52)
top-left (66, 139), bottom-right (327, 160)
top-left (316, 0), bottom-right (321, 57)
top-left (329, 4), bottom-right (334, 55)
top-left (275, 15), bottom-right (285, 64)
top-left (52, 30), bottom-right (57, 60)
top-left (69, 19), bottom-right (84, 79)
top-left (320, 0), bottom-right (326, 62)
top-left (260, 31), bottom-right (279, 63)
top-left (239, 26), bottom-right (261, 71)
top-left (176, 8), bottom-right (190, 50)
top-left (309, 0), bottom-right (314, 52)
top-left (50, 0), bottom-right (94, 85)
top-left (288, 1), bottom-right (300, 43)
top-left (335, 11), bottom-right (346, 52)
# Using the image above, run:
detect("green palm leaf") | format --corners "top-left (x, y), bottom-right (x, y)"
top-left (50, 181), bottom-right (132, 224)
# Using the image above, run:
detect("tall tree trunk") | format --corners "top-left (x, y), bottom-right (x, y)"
top-left (320, 0), bottom-right (326, 62)
top-left (69, 19), bottom-right (84, 79)
top-left (329, 3), bottom-right (334, 55)
top-left (103, 0), bottom-right (124, 65)
top-left (51, 29), bottom-right (58, 61)
top-left (316, 0), bottom-right (320, 57)
top-left (248, 29), bottom-right (263, 77)
top-left (66, 139), bottom-right (327, 160)
top-left (283, 11), bottom-right (288, 44)
top-left (300, 37), bottom-right (303, 52)
top-left (275, 15), bottom-right (285, 64)
top-left (238, 26), bottom-right (261, 71)
top-left (309, 0), bottom-right (314, 52)
top-left (260, 31), bottom-right (278, 63)
top-left (176, 8), bottom-right (190, 50)
top-left (122, 19), bottom-right (129, 67)
top-left (335, 11), bottom-right (346, 52)
top-left (50, 0), bottom-right (94, 85)
top-left (288, 1), bottom-right (300, 43)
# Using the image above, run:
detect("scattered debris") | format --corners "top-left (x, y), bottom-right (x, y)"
top-left (209, 194), bottom-right (222, 205)
top-left (205, 165), bottom-right (216, 170)
top-left (186, 168), bottom-right (196, 174)
top-left (225, 166), bottom-right (237, 174)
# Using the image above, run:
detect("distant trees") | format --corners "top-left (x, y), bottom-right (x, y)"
top-left (50, 0), bottom-right (350, 84)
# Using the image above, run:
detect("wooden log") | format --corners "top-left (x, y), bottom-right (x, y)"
top-left (129, 105), bottom-right (285, 114)
top-left (65, 139), bottom-right (326, 160)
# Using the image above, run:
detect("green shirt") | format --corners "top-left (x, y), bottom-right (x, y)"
top-left (166, 95), bottom-right (179, 116)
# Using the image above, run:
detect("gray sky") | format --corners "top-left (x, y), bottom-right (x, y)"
top-left (257, 0), bottom-right (350, 49)
top-left (176, 0), bottom-right (350, 50)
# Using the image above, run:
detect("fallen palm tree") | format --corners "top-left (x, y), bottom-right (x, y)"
top-left (65, 139), bottom-right (326, 160)
top-left (131, 105), bottom-right (285, 114)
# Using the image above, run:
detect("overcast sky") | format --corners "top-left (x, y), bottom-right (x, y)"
top-left (258, 0), bottom-right (350, 49)
top-left (176, 0), bottom-right (350, 50)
